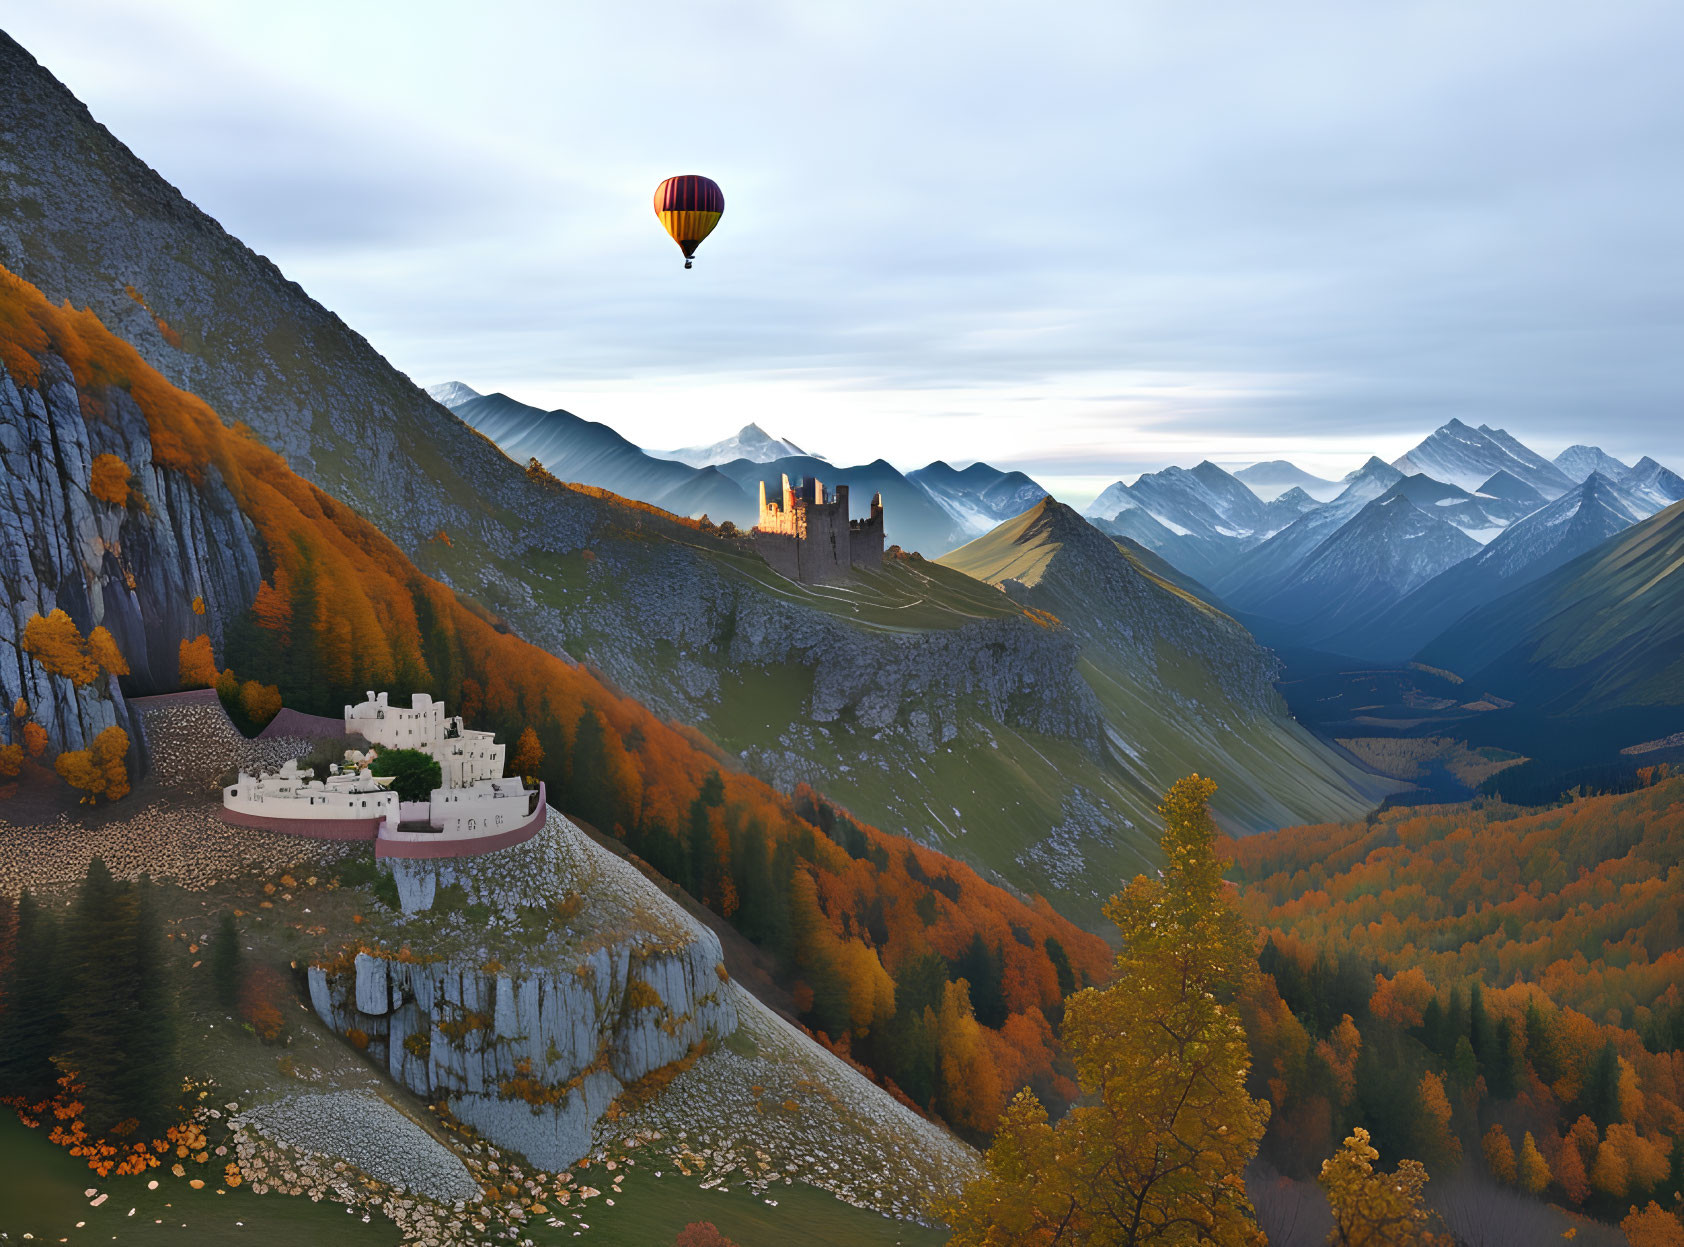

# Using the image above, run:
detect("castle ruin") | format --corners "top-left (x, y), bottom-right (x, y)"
top-left (752, 474), bottom-right (885, 584)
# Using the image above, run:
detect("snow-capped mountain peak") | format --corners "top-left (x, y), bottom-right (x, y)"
top-left (658, 424), bottom-right (815, 468)
top-left (1554, 444), bottom-right (1633, 484)
top-left (1626, 457), bottom-right (1684, 511)
top-left (1391, 420), bottom-right (1573, 499)
top-left (1084, 479), bottom-right (1141, 520)
top-left (426, 380), bottom-right (482, 409)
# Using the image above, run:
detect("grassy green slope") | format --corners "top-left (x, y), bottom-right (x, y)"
top-left (939, 502), bottom-right (1392, 917)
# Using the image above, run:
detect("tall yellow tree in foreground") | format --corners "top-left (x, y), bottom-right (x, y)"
top-left (941, 775), bottom-right (1269, 1246)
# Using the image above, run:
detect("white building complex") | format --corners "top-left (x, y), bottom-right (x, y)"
top-left (221, 691), bottom-right (543, 860)
top-left (344, 691), bottom-right (505, 788)
top-left (221, 759), bottom-right (400, 839)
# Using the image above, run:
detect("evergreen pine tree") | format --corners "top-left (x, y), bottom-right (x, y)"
top-left (953, 933), bottom-right (1007, 1028)
top-left (1525, 1000), bottom-right (1561, 1086)
top-left (1469, 980), bottom-right (1494, 1068)
top-left (0, 891), bottom-right (67, 1100)
top-left (62, 857), bottom-right (137, 1136)
top-left (1446, 984), bottom-right (1468, 1046)
top-left (687, 770), bottom-right (725, 896)
top-left (211, 910), bottom-right (242, 1008)
top-left (1450, 1035), bottom-right (1478, 1091)
top-left (1045, 935), bottom-right (1076, 998)
top-left (1487, 1016), bottom-right (1522, 1100)
top-left (119, 877), bottom-right (177, 1136)
top-left (1589, 1040), bottom-right (1622, 1128)
top-left (568, 709), bottom-right (612, 830)
top-left (731, 816), bottom-right (775, 942)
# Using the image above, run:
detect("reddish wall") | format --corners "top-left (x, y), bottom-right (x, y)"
top-left (218, 807), bottom-right (382, 840)
top-left (375, 784), bottom-right (548, 861)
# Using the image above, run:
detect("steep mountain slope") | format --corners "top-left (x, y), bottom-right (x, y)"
top-left (1260, 486), bottom-right (1322, 530)
top-left (716, 454), bottom-right (967, 554)
top-left (1239, 495), bottom-right (1480, 647)
top-left (1626, 456), bottom-right (1684, 511)
top-left (1391, 418), bottom-right (1574, 498)
top-left (0, 275), bottom-right (1127, 1214)
top-left (1324, 472), bottom-right (1654, 659)
top-left (1089, 500), bottom-right (1240, 588)
top-left (1233, 460), bottom-right (1342, 502)
top-left (1475, 469), bottom-right (1547, 510)
top-left (658, 421), bottom-right (811, 467)
top-left (939, 502), bottom-right (1392, 890)
top-left (448, 390), bottom-right (755, 524)
top-left (1214, 457), bottom-right (1404, 607)
top-left (1375, 473), bottom-right (1510, 541)
top-left (1554, 443), bottom-right (1632, 483)
top-left (907, 460), bottom-right (1049, 538)
top-left (1124, 460), bottom-right (1274, 539)
top-left (1419, 501), bottom-right (1684, 715)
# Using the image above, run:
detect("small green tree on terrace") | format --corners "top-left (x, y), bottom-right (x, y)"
top-left (369, 747), bottom-right (442, 803)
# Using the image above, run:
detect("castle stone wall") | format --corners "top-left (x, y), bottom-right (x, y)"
top-left (753, 475), bottom-right (884, 584)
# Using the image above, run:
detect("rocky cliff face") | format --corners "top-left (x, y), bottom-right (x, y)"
top-left (539, 539), bottom-right (1105, 751)
top-left (305, 814), bottom-right (737, 1171)
top-left (0, 352), bottom-right (263, 757)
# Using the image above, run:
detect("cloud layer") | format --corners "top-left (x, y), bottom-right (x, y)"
top-left (10, 1), bottom-right (1683, 493)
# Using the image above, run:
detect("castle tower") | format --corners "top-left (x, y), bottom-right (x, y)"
top-left (751, 476), bottom-right (885, 584)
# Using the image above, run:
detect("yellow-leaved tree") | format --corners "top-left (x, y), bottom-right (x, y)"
top-left (1320, 1127), bottom-right (1449, 1246)
top-left (940, 775), bottom-right (1269, 1246)
top-left (1516, 1131), bottom-right (1551, 1195)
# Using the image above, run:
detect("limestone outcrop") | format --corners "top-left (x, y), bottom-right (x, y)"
top-left (305, 812), bottom-right (737, 1170)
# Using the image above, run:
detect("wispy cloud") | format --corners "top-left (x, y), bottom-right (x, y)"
top-left (9, 0), bottom-right (1683, 484)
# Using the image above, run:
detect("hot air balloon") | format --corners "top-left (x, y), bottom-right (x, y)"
top-left (653, 174), bottom-right (724, 269)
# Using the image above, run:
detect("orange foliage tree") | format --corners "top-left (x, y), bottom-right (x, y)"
top-left (21, 609), bottom-right (100, 685)
top-left (239, 964), bottom-right (288, 1043)
top-left (1624, 1203), bottom-right (1684, 1247)
top-left (88, 453), bottom-right (131, 506)
top-left (86, 627), bottom-right (128, 678)
top-left (53, 726), bottom-right (130, 804)
top-left (178, 635), bottom-right (217, 687)
top-left (509, 726), bottom-right (543, 780)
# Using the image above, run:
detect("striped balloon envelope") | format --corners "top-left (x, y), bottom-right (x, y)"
top-left (653, 174), bottom-right (724, 268)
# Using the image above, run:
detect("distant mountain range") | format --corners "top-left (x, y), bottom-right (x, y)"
top-left (429, 381), bottom-right (1054, 556)
top-left (1074, 424), bottom-right (1682, 666)
top-left (1332, 472), bottom-right (1657, 659)
top-left (441, 387), bottom-right (754, 524)
top-left (431, 378), bottom-right (1683, 675)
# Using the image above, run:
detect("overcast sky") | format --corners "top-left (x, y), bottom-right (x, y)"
top-left (9, 1), bottom-right (1683, 502)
